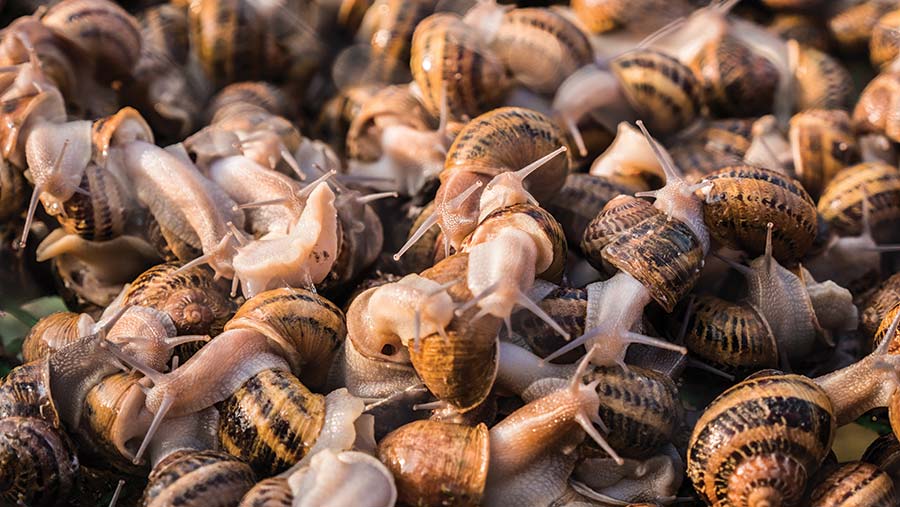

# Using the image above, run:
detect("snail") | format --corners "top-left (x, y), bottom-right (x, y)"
top-left (829, 0), bottom-right (898, 53)
top-left (570, 0), bottom-right (692, 35)
top-left (545, 173), bottom-right (632, 250)
top-left (854, 72), bottom-right (900, 144)
top-left (863, 433), bottom-right (900, 483)
top-left (789, 109), bottom-right (859, 200)
top-left (817, 161), bottom-right (900, 244)
top-left (871, 8), bottom-right (900, 70)
top-left (687, 309), bottom-right (900, 507)
top-left (862, 272), bottom-right (900, 347)
top-left (809, 461), bottom-right (899, 507)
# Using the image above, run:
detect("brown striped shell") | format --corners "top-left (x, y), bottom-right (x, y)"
top-left (855, 71), bottom-right (900, 143)
top-left (437, 107), bottom-right (570, 248)
top-left (545, 173), bottom-right (631, 248)
top-left (872, 9), bottom-right (900, 69)
top-left (0, 360), bottom-right (58, 425)
top-left (410, 13), bottom-right (510, 120)
top-left (0, 417), bottom-right (79, 507)
top-left (22, 312), bottom-right (94, 363)
top-left (238, 477), bottom-right (292, 507)
top-left (792, 43), bottom-right (854, 112)
top-left (123, 262), bottom-right (235, 337)
top-left (680, 295), bottom-right (779, 376)
top-left (139, 3), bottom-right (190, 67)
top-left (863, 433), bottom-right (900, 483)
top-left (511, 286), bottom-right (586, 364)
top-left (217, 369), bottom-right (326, 476)
top-left (690, 34), bottom-right (779, 119)
top-left (141, 449), bottom-right (256, 507)
top-left (78, 372), bottom-right (147, 472)
top-left (687, 373), bottom-right (835, 507)
top-left (207, 82), bottom-right (289, 121)
top-left (188, 0), bottom-right (274, 88)
top-left (570, 0), bottom-right (692, 34)
top-left (767, 14), bottom-right (831, 52)
top-left (862, 273), bottom-right (900, 346)
top-left (817, 162), bottom-right (900, 243)
top-left (57, 164), bottom-right (131, 241)
top-left (225, 288), bottom-right (347, 388)
top-left (41, 0), bottom-right (142, 79)
top-left (810, 462), bottom-right (898, 507)
top-left (407, 253), bottom-right (501, 412)
top-left (354, 0), bottom-right (436, 85)
top-left (401, 202), bottom-right (446, 273)
top-left (589, 199), bottom-right (704, 312)
top-left (789, 109), bottom-right (859, 200)
top-left (701, 165), bottom-right (818, 265)
top-left (610, 49), bottom-right (702, 135)
top-left (585, 365), bottom-right (681, 458)
top-left (345, 84), bottom-right (433, 161)
top-left (378, 420), bottom-right (489, 507)
top-left (581, 195), bottom-right (658, 274)
top-left (873, 302), bottom-right (900, 353)
top-left (492, 8), bottom-right (593, 94)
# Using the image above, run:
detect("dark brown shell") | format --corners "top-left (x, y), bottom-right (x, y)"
top-left (124, 262), bottom-right (235, 337)
top-left (863, 433), bottom-right (900, 483)
top-left (680, 295), bottom-right (779, 376)
top-left (871, 9), bottom-right (900, 68)
top-left (225, 287), bottom-right (346, 388)
top-left (492, 8), bottom-right (593, 94)
top-left (402, 202), bottom-right (446, 273)
top-left (41, 0), bottom-right (142, 79)
top-left (610, 49), bottom-right (702, 134)
top-left (602, 210), bottom-right (704, 312)
top-left (585, 365), bottom-right (681, 458)
top-left (410, 13), bottom-right (510, 120)
top-left (690, 35), bottom-right (779, 118)
top-left (238, 477), bottom-right (292, 507)
top-left (687, 373), bottom-right (834, 507)
top-left (511, 286), bottom-right (587, 364)
top-left (22, 312), bottom-right (92, 363)
top-left (789, 109), bottom-right (859, 200)
top-left (0, 360), bottom-right (58, 425)
top-left (139, 3), bottom-right (190, 67)
top-left (701, 165), bottom-right (818, 265)
top-left (810, 462), bottom-right (898, 507)
top-left (218, 369), bottom-right (326, 476)
top-left (57, 164), bottom-right (131, 241)
top-left (817, 162), bottom-right (900, 243)
top-left (854, 72), bottom-right (900, 143)
top-left (0, 416), bottom-right (79, 507)
top-left (581, 195), bottom-right (658, 274)
top-left (768, 14), bottom-right (831, 52)
top-left (545, 173), bottom-right (631, 249)
top-left (142, 449), bottom-right (255, 507)
top-left (378, 420), bottom-right (489, 507)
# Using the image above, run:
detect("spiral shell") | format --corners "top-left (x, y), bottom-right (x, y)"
top-left (79, 372), bottom-right (146, 471)
top-left (207, 82), bottom-right (289, 121)
top-left (0, 360), bottom-right (58, 425)
top-left (41, 0), bottom-right (142, 79)
top-left (546, 173), bottom-right (631, 249)
top-left (789, 109), bottom-right (858, 200)
top-left (511, 286), bottom-right (586, 363)
top-left (871, 9), bottom-right (900, 68)
top-left (817, 162), bottom-right (900, 243)
top-left (570, 0), bottom-right (691, 34)
top-left (22, 312), bottom-right (94, 363)
top-left (586, 365), bottom-right (681, 458)
top-left (141, 449), bottom-right (256, 507)
top-left (863, 433), bottom-right (900, 482)
top-left (687, 373), bottom-right (834, 507)
top-left (701, 165), bottom-right (818, 265)
top-left (218, 369), bottom-right (326, 476)
top-left (581, 195), bottom-right (658, 274)
top-left (768, 14), bottom-right (831, 52)
top-left (862, 273), bottom-right (900, 345)
top-left (681, 295), bottom-right (779, 376)
top-left (0, 417), bottom-right (79, 507)
top-left (829, 0), bottom-right (897, 53)
top-left (610, 49), bottom-right (702, 134)
top-left (873, 302), bottom-right (900, 353)
top-left (410, 13), bottom-right (510, 120)
top-left (238, 477), bottom-right (292, 507)
top-left (124, 262), bottom-right (236, 337)
top-left (355, 0), bottom-right (436, 85)
top-left (690, 35), bottom-right (779, 118)
top-left (346, 85), bottom-right (432, 161)
top-left (57, 164), bottom-right (131, 241)
top-left (810, 462), bottom-right (898, 507)
top-left (225, 288), bottom-right (346, 387)
top-left (378, 420), bottom-right (489, 507)
top-left (792, 43), bottom-right (853, 112)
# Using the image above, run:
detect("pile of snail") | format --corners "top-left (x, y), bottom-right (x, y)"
top-left (5, 0), bottom-right (900, 505)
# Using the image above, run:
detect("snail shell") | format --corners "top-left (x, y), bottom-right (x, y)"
top-left (690, 34), bottom-right (779, 119)
top-left (0, 416), bottom-right (79, 507)
top-left (570, 0), bottom-right (691, 34)
top-left (238, 477), bottom-right (291, 507)
top-left (581, 194), bottom-right (658, 275)
top-left (79, 372), bottom-right (147, 471)
top-left (225, 287), bottom-right (347, 388)
top-left (687, 372), bottom-right (835, 507)
top-left (492, 8), bottom-right (593, 94)
top-left (217, 369), bottom-right (325, 476)
top-left (610, 49), bottom-right (702, 135)
top-left (346, 85), bottom-right (433, 162)
top-left (22, 312), bottom-right (94, 363)
top-left (871, 9), bottom-right (900, 68)
top-left (680, 295), bottom-right (779, 376)
top-left (123, 262), bottom-right (235, 337)
top-left (141, 449), bottom-right (256, 507)
top-left (809, 461), bottom-right (898, 507)
top-left (586, 365), bottom-right (681, 458)
top-left (354, 0), bottom-right (436, 85)
top-left (0, 360), bottom-right (58, 425)
top-left (57, 164), bottom-right (131, 241)
top-left (789, 109), bottom-right (859, 200)
top-left (862, 272), bottom-right (900, 346)
top-left (378, 420), bottom-right (489, 507)
top-left (768, 14), bottom-right (831, 52)
top-left (817, 161), bottom-right (900, 243)
top-left (873, 302), bottom-right (900, 353)
top-left (511, 286), bottom-right (587, 363)
top-left (41, 0), bottom-right (142, 79)
top-left (792, 42), bottom-right (853, 112)
top-left (829, 0), bottom-right (898, 53)
top-left (853, 72), bottom-right (900, 143)
top-left (864, 433), bottom-right (900, 483)
top-left (545, 173), bottom-right (631, 249)
top-left (701, 165), bottom-right (818, 265)
top-left (410, 13), bottom-right (510, 120)
top-left (207, 81), bottom-right (289, 121)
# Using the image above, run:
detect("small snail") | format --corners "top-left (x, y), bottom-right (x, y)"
top-left (817, 161), bottom-right (900, 244)
top-left (809, 461), bottom-right (899, 507)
